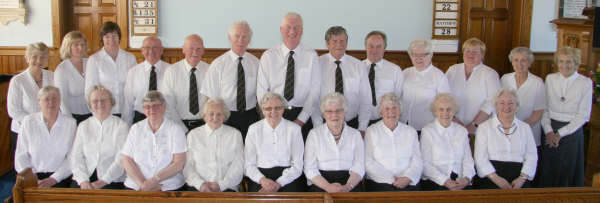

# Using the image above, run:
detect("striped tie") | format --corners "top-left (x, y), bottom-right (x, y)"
top-left (335, 60), bottom-right (343, 94)
top-left (284, 51), bottom-right (295, 101)
top-left (369, 63), bottom-right (376, 106)
top-left (237, 57), bottom-right (246, 112)
top-left (149, 66), bottom-right (157, 91)
top-left (189, 67), bottom-right (199, 115)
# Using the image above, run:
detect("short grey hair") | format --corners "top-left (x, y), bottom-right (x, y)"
top-left (228, 20), bottom-right (253, 39)
top-left (87, 85), bottom-right (116, 106)
top-left (259, 92), bottom-right (288, 109)
top-left (320, 92), bottom-right (348, 114)
top-left (378, 93), bottom-right (402, 115)
top-left (494, 87), bottom-right (520, 108)
top-left (325, 26), bottom-right (348, 42)
top-left (202, 97), bottom-right (230, 120)
top-left (142, 90), bottom-right (166, 104)
top-left (25, 42), bottom-right (49, 60)
top-left (281, 12), bottom-right (303, 26)
top-left (408, 39), bottom-right (433, 58)
top-left (554, 46), bottom-right (581, 67)
top-left (38, 85), bottom-right (60, 100)
top-left (430, 93), bottom-right (459, 115)
top-left (508, 46), bottom-right (534, 65)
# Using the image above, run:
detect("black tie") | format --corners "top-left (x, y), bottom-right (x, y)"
top-left (284, 51), bottom-right (295, 101)
top-left (189, 67), bottom-right (199, 115)
top-left (369, 63), bottom-right (376, 106)
top-left (335, 60), bottom-right (343, 94)
top-left (149, 66), bottom-right (157, 91)
top-left (237, 57), bottom-right (246, 112)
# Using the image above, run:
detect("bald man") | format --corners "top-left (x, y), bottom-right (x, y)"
top-left (123, 36), bottom-right (171, 125)
top-left (257, 12), bottom-right (321, 139)
top-left (160, 34), bottom-right (209, 131)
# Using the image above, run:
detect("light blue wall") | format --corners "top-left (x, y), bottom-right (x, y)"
top-left (530, 0), bottom-right (558, 52)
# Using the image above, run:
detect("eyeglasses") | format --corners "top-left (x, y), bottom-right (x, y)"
top-left (143, 103), bottom-right (163, 110)
top-left (324, 109), bottom-right (344, 114)
top-left (263, 106), bottom-right (285, 112)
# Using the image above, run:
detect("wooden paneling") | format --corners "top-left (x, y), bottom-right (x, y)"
top-left (0, 76), bottom-right (13, 175)
top-left (65, 0), bottom-right (128, 52)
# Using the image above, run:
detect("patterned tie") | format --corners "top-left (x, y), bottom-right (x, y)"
top-left (335, 60), bottom-right (343, 94)
top-left (189, 67), bottom-right (199, 115)
top-left (149, 66), bottom-right (157, 91)
top-left (237, 57), bottom-right (246, 112)
top-left (369, 63), bottom-right (376, 106)
top-left (284, 51), bottom-right (295, 101)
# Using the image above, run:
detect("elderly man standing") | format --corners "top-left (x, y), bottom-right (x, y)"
top-left (257, 12), bottom-right (321, 138)
top-left (313, 26), bottom-right (371, 134)
top-left (362, 31), bottom-right (403, 127)
top-left (161, 34), bottom-right (209, 131)
top-left (201, 20), bottom-right (259, 138)
top-left (123, 36), bottom-right (170, 125)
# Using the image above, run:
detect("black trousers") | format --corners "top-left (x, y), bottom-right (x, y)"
top-left (72, 113), bottom-right (93, 125)
top-left (473, 160), bottom-right (531, 189)
top-left (307, 170), bottom-right (362, 192)
top-left (246, 166), bottom-right (307, 192)
top-left (133, 111), bottom-right (146, 124)
top-left (368, 118), bottom-right (381, 126)
top-left (539, 119), bottom-right (585, 187)
top-left (226, 107), bottom-right (260, 140)
top-left (70, 169), bottom-right (124, 189)
top-left (37, 172), bottom-right (72, 188)
top-left (282, 106), bottom-right (313, 141)
top-left (420, 172), bottom-right (472, 191)
top-left (346, 117), bottom-right (359, 130)
top-left (182, 119), bottom-right (205, 131)
top-left (365, 178), bottom-right (420, 192)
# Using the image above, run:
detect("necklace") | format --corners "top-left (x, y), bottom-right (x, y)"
top-left (496, 123), bottom-right (517, 136)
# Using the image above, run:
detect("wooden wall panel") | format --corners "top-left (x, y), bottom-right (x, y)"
top-left (0, 78), bottom-right (12, 175)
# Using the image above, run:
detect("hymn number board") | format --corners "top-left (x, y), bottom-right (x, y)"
top-left (131, 0), bottom-right (158, 36)
top-left (432, 0), bottom-right (460, 39)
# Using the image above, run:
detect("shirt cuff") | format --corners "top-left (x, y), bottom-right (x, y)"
top-left (297, 111), bottom-right (310, 123)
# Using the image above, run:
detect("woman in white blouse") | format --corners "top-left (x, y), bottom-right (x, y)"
top-left (446, 38), bottom-right (501, 134)
top-left (7, 42), bottom-right (54, 152)
top-left (420, 93), bottom-right (474, 191)
top-left (14, 86), bottom-right (76, 188)
top-left (55, 31), bottom-right (92, 124)
top-left (539, 47), bottom-right (592, 187)
top-left (473, 88), bottom-right (537, 189)
top-left (304, 92), bottom-right (364, 193)
top-left (70, 85), bottom-right (128, 189)
top-left (245, 92), bottom-right (305, 192)
top-left (184, 98), bottom-right (244, 192)
top-left (401, 39), bottom-right (451, 132)
top-left (365, 93), bottom-right (422, 191)
top-left (85, 21), bottom-right (137, 117)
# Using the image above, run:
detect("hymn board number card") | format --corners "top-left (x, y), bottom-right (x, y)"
top-left (432, 0), bottom-right (460, 39)
top-left (131, 0), bottom-right (158, 36)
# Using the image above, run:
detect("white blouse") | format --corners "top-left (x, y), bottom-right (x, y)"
top-left (184, 124), bottom-right (244, 191)
top-left (55, 58), bottom-right (90, 115)
top-left (244, 119), bottom-right (304, 187)
top-left (474, 116), bottom-right (537, 180)
top-left (401, 64), bottom-right (451, 130)
top-left (14, 112), bottom-right (76, 182)
top-left (364, 121), bottom-right (422, 185)
top-left (500, 72), bottom-right (546, 145)
top-left (7, 68), bottom-right (54, 133)
top-left (304, 123), bottom-right (365, 185)
top-left (420, 120), bottom-right (475, 186)
top-left (70, 115), bottom-right (129, 184)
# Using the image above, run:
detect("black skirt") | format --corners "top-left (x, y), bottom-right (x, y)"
top-left (538, 119), bottom-right (585, 187)
top-left (365, 178), bottom-right (420, 192)
top-left (307, 170), bottom-right (362, 192)
top-left (246, 166), bottom-right (306, 192)
top-left (421, 172), bottom-right (469, 191)
top-left (72, 113), bottom-right (93, 125)
top-left (70, 169), bottom-right (124, 189)
top-left (37, 172), bottom-right (72, 188)
top-left (473, 160), bottom-right (530, 189)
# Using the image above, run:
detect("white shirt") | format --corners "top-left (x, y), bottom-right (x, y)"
top-left (401, 65), bottom-right (451, 130)
top-left (121, 118), bottom-right (188, 191)
top-left (122, 60), bottom-right (170, 124)
top-left (184, 124), bottom-right (244, 191)
top-left (14, 112), bottom-right (76, 182)
top-left (85, 48), bottom-right (137, 114)
top-left (55, 58), bottom-right (90, 115)
top-left (257, 43), bottom-right (321, 122)
top-left (420, 120), bottom-right (475, 186)
top-left (362, 59), bottom-right (404, 121)
top-left (541, 72), bottom-right (593, 137)
top-left (160, 59), bottom-right (209, 120)
top-left (501, 72), bottom-right (546, 145)
top-left (244, 119), bottom-right (304, 186)
top-left (7, 68), bottom-right (54, 133)
top-left (474, 115), bottom-right (537, 179)
top-left (201, 50), bottom-right (259, 111)
top-left (364, 121), bottom-right (423, 185)
top-left (446, 63), bottom-right (501, 124)
top-left (304, 123), bottom-right (365, 185)
top-left (314, 53), bottom-right (371, 131)
top-left (70, 115), bottom-right (129, 184)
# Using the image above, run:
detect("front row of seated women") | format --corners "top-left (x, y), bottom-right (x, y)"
top-left (15, 84), bottom-right (537, 192)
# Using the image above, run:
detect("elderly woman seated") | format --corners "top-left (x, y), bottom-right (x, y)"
top-left (245, 92), bottom-right (305, 192)
top-left (474, 88), bottom-right (537, 189)
top-left (183, 98), bottom-right (244, 192)
top-left (420, 93), bottom-right (475, 191)
top-left (304, 92), bottom-right (364, 193)
top-left (70, 85), bottom-right (129, 189)
top-left (364, 93), bottom-right (422, 191)
top-left (121, 91), bottom-right (187, 191)
top-left (14, 86), bottom-right (76, 188)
